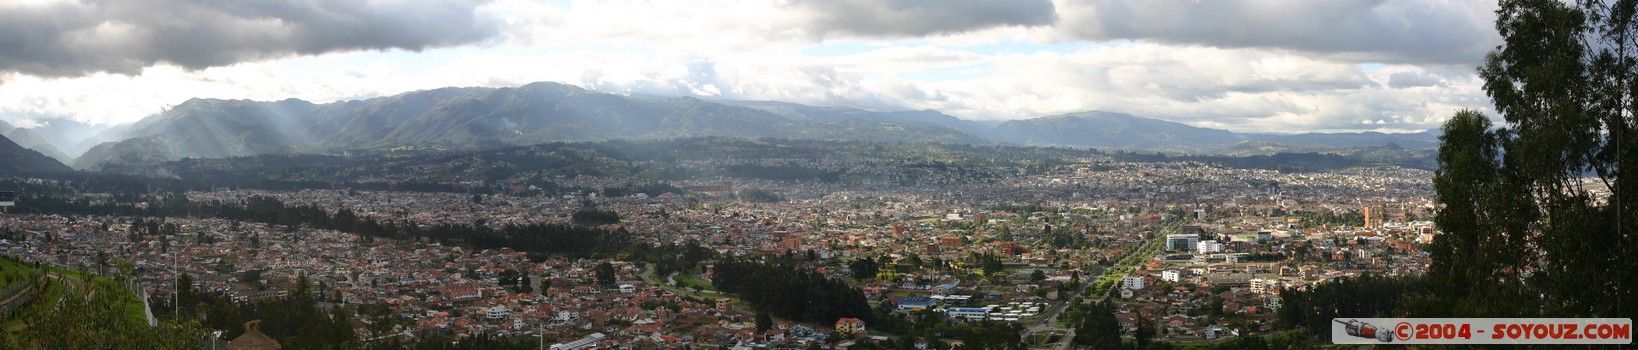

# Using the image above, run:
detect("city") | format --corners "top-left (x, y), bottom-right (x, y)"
top-left (0, 146), bottom-right (1440, 348)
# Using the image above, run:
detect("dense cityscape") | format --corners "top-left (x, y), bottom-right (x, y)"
top-left (0, 146), bottom-right (1442, 348)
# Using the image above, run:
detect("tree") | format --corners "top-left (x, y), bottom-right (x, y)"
top-left (1422, 110), bottom-right (1536, 317)
top-left (11, 274), bottom-right (207, 349)
top-left (571, 208), bottom-right (621, 225)
top-left (1134, 312), bottom-right (1154, 349)
top-left (177, 273), bottom-right (198, 318)
top-left (595, 261), bottom-right (617, 286)
top-left (1073, 302), bottom-right (1122, 349)
top-left (849, 257), bottom-right (880, 280)
top-left (205, 297), bottom-right (245, 339)
top-left (1029, 269), bottom-right (1047, 283)
top-left (756, 311), bottom-right (773, 333)
top-left (1427, 0), bottom-right (1638, 319)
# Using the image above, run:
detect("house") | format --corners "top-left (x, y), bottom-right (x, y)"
top-left (486, 306), bottom-right (510, 319)
top-left (835, 318), bottom-right (866, 335)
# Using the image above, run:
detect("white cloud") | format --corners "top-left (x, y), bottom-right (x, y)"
top-left (0, 0), bottom-right (1501, 135)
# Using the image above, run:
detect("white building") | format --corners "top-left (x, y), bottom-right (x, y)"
top-left (551, 333), bottom-right (606, 350)
top-left (946, 307), bottom-right (990, 320)
top-left (486, 306), bottom-right (510, 319)
top-left (1161, 270), bottom-right (1181, 283)
top-left (1121, 275), bottom-right (1145, 290)
top-left (1250, 278), bottom-right (1273, 294)
top-left (1197, 240), bottom-right (1223, 254)
top-left (1166, 234), bottom-right (1200, 251)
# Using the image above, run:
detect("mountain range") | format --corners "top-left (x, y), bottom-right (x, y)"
top-left (0, 131), bottom-right (73, 176)
top-left (0, 81), bottom-right (1441, 172)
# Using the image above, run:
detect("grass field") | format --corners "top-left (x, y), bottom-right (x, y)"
top-left (674, 273), bottom-right (716, 291)
top-left (646, 270), bottom-right (756, 311)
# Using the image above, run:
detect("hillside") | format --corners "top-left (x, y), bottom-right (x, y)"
top-left (988, 111), bottom-right (1245, 150)
top-left (61, 81), bottom-right (1442, 172)
top-left (0, 120), bottom-right (71, 164)
top-left (0, 133), bottom-right (74, 176)
top-left (721, 100), bottom-right (994, 136)
top-left (75, 82), bottom-right (988, 169)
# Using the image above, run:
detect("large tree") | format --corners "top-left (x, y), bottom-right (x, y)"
top-left (1433, 0), bottom-right (1638, 318)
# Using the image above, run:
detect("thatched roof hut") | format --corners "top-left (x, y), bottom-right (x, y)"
top-left (226, 320), bottom-right (281, 350)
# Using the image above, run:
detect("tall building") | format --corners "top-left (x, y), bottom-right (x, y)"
top-left (1362, 205), bottom-right (1384, 229)
top-left (1166, 234), bottom-right (1200, 251)
top-left (1363, 206), bottom-right (1374, 228)
top-left (1121, 275), bottom-right (1146, 290)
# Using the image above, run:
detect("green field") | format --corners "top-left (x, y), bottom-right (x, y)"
top-left (674, 273), bottom-right (716, 291)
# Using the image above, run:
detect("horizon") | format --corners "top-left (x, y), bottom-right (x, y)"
top-left (3, 80), bottom-right (1446, 135)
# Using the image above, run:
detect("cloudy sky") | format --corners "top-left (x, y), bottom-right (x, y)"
top-left (0, 0), bottom-right (1500, 133)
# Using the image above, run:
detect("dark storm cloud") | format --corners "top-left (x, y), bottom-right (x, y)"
top-left (1058, 0), bottom-right (1499, 65)
top-left (0, 0), bottom-right (500, 78)
top-left (790, 0), bottom-right (1057, 38)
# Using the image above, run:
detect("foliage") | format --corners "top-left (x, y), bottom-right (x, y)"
top-left (1430, 0), bottom-right (1638, 319)
top-left (755, 311), bottom-right (773, 333)
top-left (711, 257), bottom-right (871, 325)
top-left (725, 164), bottom-right (840, 183)
top-left (594, 262), bottom-right (617, 287)
top-left (1295, 210), bottom-right (1364, 228)
top-left (1072, 301), bottom-right (1122, 349)
top-left (570, 208), bottom-right (621, 226)
top-left (736, 188), bottom-right (785, 203)
top-left (402, 332), bottom-right (537, 350)
top-left (1277, 274), bottom-right (1426, 337)
top-left (5, 271), bottom-right (206, 349)
top-left (965, 252), bottom-right (1005, 276)
top-left (848, 257), bottom-right (881, 280)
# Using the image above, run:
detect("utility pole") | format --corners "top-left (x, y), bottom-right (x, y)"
top-left (174, 249), bottom-right (179, 320)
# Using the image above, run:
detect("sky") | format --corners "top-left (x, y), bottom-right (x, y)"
top-left (0, 0), bottom-right (1501, 133)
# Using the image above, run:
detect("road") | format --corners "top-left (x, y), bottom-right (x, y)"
top-left (1027, 235), bottom-right (1162, 349)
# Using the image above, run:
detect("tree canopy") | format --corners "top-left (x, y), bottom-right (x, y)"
top-left (1430, 0), bottom-right (1638, 319)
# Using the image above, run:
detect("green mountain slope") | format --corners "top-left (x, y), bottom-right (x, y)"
top-left (0, 133), bottom-right (73, 176)
top-left (78, 82), bottom-right (987, 170)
